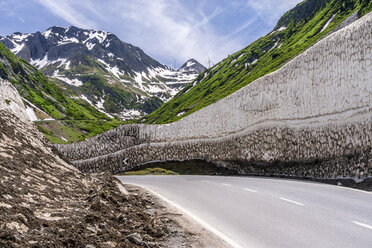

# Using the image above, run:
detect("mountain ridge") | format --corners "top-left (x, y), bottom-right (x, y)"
top-left (0, 26), bottom-right (205, 119)
top-left (178, 59), bottom-right (206, 74)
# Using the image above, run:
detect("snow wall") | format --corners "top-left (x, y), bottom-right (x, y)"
top-left (56, 13), bottom-right (372, 180)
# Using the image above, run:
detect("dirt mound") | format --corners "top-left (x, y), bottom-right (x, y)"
top-left (0, 110), bottom-right (202, 247)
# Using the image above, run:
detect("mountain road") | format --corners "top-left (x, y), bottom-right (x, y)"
top-left (118, 175), bottom-right (372, 248)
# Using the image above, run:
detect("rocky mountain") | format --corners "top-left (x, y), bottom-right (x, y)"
top-left (0, 26), bottom-right (204, 119)
top-left (142, 0), bottom-right (372, 124)
top-left (178, 59), bottom-right (206, 74)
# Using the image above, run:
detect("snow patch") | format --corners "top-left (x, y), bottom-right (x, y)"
top-left (11, 43), bottom-right (25, 54)
top-left (55, 77), bottom-right (83, 87)
top-left (22, 98), bottom-right (53, 120)
top-left (43, 29), bottom-right (52, 38)
top-left (177, 111), bottom-right (186, 117)
top-left (144, 84), bottom-right (164, 94)
top-left (270, 26), bottom-right (287, 35)
top-left (321, 14), bottom-right (336, 33)
top-left (98, 59), bottom-right (123, 78)
top-left (11, 33), bottom-right (30, 42)
top-left (26, 107), bottom-right (38, 121)
top-left (79, 95), bottom-right (113, 118)
top-left (120, 109), bottom-right (143, 120)
top-left (186, 61), bottom-right (195, 67)
top-left (55, 58), bottom-right (71, 70)
top-left (268, 40), bottom-right (280, 52)
top-left (88, 31), bottom-right (107, 43)
top-left (96, 97), bottom-right (106, 110)
top-left (57, 36), bottom-right (79, 45)
top-left (30, 55), bottom-right (50, 68)
top-left (86, 42), bottom-right (95, 50)
top-left (80, 95), bottom-right (92, 104)
top-left (110, 66), bottom-right (122, 78)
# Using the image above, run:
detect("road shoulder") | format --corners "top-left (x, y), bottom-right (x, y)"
top-left (124, 184), bottom-right (232, 248)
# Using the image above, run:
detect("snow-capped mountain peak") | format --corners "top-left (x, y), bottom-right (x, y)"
top-left (178, 58), bottom-right (206, 74)
top-left (0, 26), bottom-right (204, 120)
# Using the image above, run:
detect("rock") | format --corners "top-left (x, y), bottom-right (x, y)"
top-left (337, 182), bottom-right (342, 186)
top-left (354, 178), bottom-right (364, 183)
top-left (86, 226), bottom-right (97, 233)
top-left (142, 241), bottom-right (150, 248)
top-left (142, 234), bottom-right (154, 242)
top-left (117, 214), bottom-right (126, 222)
top-left (126, 232), bottom-right (142, 245)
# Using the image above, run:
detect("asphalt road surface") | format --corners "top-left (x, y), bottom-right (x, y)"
top-left (118, 175), bottom-right (372, 248)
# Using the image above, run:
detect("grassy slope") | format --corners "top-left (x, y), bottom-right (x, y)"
top-left (0, 42), bottom-right (125, 143)
top-left (142, 0), bottom-right (372, 124)
top-left (123, 168), bottom-right (179, 176)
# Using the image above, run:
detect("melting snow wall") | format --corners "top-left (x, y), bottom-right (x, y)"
top-left (56, 13), bottom-right (372, 179)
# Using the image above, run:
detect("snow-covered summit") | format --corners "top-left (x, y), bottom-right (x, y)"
top-left (0, 26), bottom-right (203, 119)
top-left (178, 58), bottom-right (206, 74)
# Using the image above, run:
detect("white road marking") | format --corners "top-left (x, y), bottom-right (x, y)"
top-left (279, 197), bottom-right (304, 206)
top-left (221, 183), bottom-right (232, 187)
top-left (201, 180), bottom-right (211, 183)
top-left (240, 176), bottom-right (372, 196)
top-left (243, 188), bottom-right (257, 193)
top-left (353, 221), bottom-right (372, 230)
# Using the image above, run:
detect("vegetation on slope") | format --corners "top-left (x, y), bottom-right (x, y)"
top-left (141, 0), bottom-right (372, 124)
top-left (123, 168), bottom-right (179, 176)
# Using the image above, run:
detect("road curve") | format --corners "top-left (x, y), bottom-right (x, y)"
top-left (117, 176), bottom-right (372, 248)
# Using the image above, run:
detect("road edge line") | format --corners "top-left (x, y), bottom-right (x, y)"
top-left (352, 221), bottom-right (372, 230)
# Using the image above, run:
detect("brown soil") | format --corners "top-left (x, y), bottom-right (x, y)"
top-left (0, 110), bottom-right (223, 247)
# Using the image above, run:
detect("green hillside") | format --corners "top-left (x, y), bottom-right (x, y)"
top-left (0, 42), bottom-right (124, 143)
top-left (141, 0), bottom-right (372, 124)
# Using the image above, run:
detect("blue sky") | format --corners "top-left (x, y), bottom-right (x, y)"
top-left (0, 0), bottom-right (302, 68)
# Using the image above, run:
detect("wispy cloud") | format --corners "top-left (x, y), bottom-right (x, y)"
top-left (247, 0), bottom-right (301, 26)
top-left (222, 17), bottom-right (258, 40)
top-left (37, 0), bottom-right (97, 29)
top-left (18, 17), bottom-right (25, 23)
top-left (32, 0), bottom-right (302, 67)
